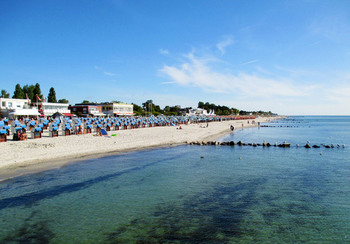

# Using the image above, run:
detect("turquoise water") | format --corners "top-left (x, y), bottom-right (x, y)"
top-left (0, 116), bottom-right (349, 243)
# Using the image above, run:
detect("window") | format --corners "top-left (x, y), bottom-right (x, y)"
top-left (8, 102), bottom-right (12, 108)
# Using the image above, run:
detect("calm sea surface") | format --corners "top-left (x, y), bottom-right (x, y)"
top-left (0, 116), bottom-right (349, 243)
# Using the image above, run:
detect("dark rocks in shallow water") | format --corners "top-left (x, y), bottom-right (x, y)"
top-left (189, 140), bottom-right (338, 150)
top-left (278, 143), bottom-right (290, 148)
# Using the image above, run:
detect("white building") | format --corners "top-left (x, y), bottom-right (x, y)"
top-left (188, 108), bottom-right (215, 116)
top-left (33, 102), bottom-right (71, 116)
top-left (101, 102), bottom-right (133, 116)
top-left (0, 98), bottom-right (40, 118)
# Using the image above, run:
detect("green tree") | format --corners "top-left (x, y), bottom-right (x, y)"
top-left (12, 84), bottom-right (25, 99)
top-left (82, 100), bottom-right (90, 104)
top-left (232, 108), bottom-right (240, 115)
top-left (23, 85), bottom-right (35, 101)
top-left (198, 101), bottom-right (204, 108)
top-left (58, 98), bottom-right (69, 104)
top-left (47, 87), bottom-right (57, 103)
top-left (142, 100), bottom-right (154, 115)
top-left (1, 90), bottom-right (10, 98)
top-left (33, 83), bottom-right (43, 102)
top-left (132, 103), bottom-right (145, 116)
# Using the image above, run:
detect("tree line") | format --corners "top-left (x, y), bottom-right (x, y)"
top-left (1, 85), bottom-right (275, 116)
top-left (0, 83), bottom-right (69, 103)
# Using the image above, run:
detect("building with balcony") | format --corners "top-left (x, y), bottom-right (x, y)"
top-left (33, 102), bottom-right (71, 117)
top-left (101, 102), bottom-right (133, 116)
top-left (0, 98), bottom-right (39, 118)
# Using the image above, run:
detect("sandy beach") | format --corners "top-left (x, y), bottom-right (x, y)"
top-left (0, 117), bottom-right (279, 180)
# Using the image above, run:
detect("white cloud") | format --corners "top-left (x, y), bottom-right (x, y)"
top-left (103, 71), bottom-right (116, 76)
top-left (159, 48), bottom-right (169, 55)
top-left (157, 42), bottom-right (350, 115)
top-left (160, 51), bottom-right (311, 98)
top-left (94, 65), bottom-right (117, 76)
top-left (241, 59), bottom-right (259, 65)
top-left (216, 36), bottom-right (234, 55)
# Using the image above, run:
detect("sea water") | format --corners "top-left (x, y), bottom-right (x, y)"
top-left (0, 116), bottom-right (349, 243)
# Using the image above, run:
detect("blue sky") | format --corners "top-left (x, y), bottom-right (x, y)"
top-left (1, 0), bottom-right (350, 115)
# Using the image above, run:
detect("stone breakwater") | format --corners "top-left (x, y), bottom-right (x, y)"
top-left (187, 141), bottom-right (345, 149)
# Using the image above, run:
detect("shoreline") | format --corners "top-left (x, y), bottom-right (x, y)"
top-left (0, 117), bottom-right (282, 181)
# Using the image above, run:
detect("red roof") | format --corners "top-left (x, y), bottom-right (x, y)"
top-left (63, 113), bottom-right (74, 117)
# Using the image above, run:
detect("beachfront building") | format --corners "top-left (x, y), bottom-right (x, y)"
top-left (0, 98), bottom-right (40, 118)
top-left (33, 102), bottom-right (71, 117)
top-left (188, 108), bottom-right (216, 116)
top-left (101, 102), bottom-right (134, 116)
top-left (69, 104), bottom-right (105, 117)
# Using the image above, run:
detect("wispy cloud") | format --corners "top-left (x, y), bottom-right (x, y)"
top-left (103, 71), bottom-right (116, 76)
top-left (240, 59), bottom-right (259, 65)
top-left (160, 51), bottom-right (311, 98)
top-left (94, 65), bottom-right (117, 76)
top-left (159, 48), bottom-right (169, 55)
top-left (309, 14), bottom-right (350, 42)
top-left (216, 36), bottom-right (234, 55)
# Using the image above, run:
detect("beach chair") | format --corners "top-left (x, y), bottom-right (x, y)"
top-left (123, 123), bottom-right (128, 130)
top-left (41, 119), bottom-right (49, 129)
top-left (74, 124), bottom-right (83, 134)
top-left (86, 124), bottom-right (92, 134)
top-left (11, 121), bottom-right (28, 141)
top-left (106, 123), bottom-right (111, 131)
top-left (0, 129), bottom-right (7, 142)
top-left (63, 123), bottom-right (71, 136)
top-left (0, 121), bottom-right (10, 136)
top-left (28, 120), bottom-right (37, 131)
top-left (3, 118), bottom-right (9, 126)
top-left (13, 127), bottom-right (27, 141)
top-left (49, 123), bottom-right (59, 137)
top-left (95, 124), bottom-right (102, 134)
top-left (32, 127), bottom-right (42, 139)
top-left (114, 122), bottom-right (120, 131)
